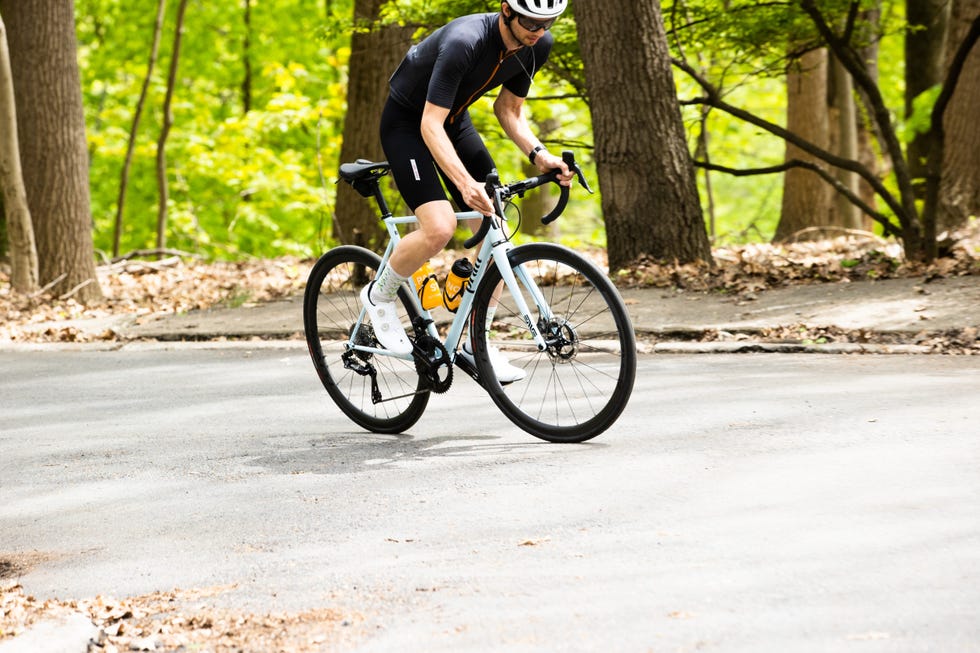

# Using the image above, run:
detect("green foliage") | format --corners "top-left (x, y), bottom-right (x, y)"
top-left (79, 0), bottom-right (353, 260)
top-left (72, 0), bottom-right (929, 259)
top-left (903, 84), bottom-right (942, 142)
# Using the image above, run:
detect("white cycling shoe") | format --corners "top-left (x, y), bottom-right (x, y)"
top-left (459, 341), bottom-right (527, 384)
top-left (360, 284), bottom-right (413, 355)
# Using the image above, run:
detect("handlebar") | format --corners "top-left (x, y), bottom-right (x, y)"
top-left (463, 150), bottom-right (593, 249)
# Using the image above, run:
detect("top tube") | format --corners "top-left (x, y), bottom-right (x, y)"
top-left (385, 211), bottom-right (483, 225)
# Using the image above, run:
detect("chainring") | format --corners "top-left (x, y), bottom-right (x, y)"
top-left (413, 333), bottom-right (453, 393)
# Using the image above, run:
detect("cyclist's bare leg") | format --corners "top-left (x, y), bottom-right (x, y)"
top-left (361, 200), bottom-right (456, 354)
top-left (386, 200), bottom-right (457, 278)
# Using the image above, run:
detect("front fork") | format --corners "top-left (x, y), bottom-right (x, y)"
top-left (492, 240), bottom-right (551, 353)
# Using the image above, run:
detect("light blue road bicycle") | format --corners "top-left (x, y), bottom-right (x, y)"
top-left (303, 151), bottom-right (636, 442)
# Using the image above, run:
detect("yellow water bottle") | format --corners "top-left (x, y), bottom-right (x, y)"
top-left (442, 257), bottom-right (473, 313)
top-left (411, 261), bottom-right (442, 310)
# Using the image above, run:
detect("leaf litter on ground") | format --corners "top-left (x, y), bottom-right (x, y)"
top-left (1, 580), bottom-right (360, 652)
top-left (1, 221), bottom-right (978, 351)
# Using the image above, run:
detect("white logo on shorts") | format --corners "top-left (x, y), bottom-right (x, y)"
top-left (410, 158), bottom-right (420, 182)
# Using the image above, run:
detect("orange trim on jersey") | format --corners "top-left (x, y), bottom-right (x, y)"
top-left (449, 49), bottom-right (519, 124)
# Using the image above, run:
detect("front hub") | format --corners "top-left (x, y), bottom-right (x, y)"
top-left (540, 317), bottom-right (579, 362)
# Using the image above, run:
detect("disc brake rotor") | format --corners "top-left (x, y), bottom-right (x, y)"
top-left (541, 317), bottom-right (579, 362)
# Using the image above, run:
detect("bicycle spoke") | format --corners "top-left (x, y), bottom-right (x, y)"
top-left (470, 243), bottom-right (636, 442)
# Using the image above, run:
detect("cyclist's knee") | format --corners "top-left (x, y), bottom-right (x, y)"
top-left (422, 221), bottom-right (456, 249)
top-left (415, 201), bottom-right (457, 250)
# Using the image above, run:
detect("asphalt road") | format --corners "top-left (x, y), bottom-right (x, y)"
top-left (2, 345), bottom-right (978, 651)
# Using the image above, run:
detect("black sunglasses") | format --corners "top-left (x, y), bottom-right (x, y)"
top-left (515, 13), bottom-right (556, 32)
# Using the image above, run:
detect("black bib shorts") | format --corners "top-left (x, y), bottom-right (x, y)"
top-left (380, 98), bottom-right (495, 213)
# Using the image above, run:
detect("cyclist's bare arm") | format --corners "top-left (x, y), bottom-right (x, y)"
top-left (420, 101), bottom-right (494, 215)
top-left (493, 88), bottom-right (572, 185)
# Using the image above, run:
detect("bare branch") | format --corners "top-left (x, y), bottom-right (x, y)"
top-left (29, 273), bottom-right (68, 299)
top-left (672, 55), bottom-right (906, 222)
top-left (692, 158), bottom-right (900, 238)
top-left (59, 278), bottom-right (97, 301)
top-left (110, 248), bottom-right (195, 263)
top-left (842, 0), bottom-right (859, 44)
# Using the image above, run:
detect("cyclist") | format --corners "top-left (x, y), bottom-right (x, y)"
top-left (360, 0), bottom-right (574, 383)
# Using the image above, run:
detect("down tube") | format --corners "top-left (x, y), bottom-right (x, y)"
top-left (444, 240), bottom-right (490, 353)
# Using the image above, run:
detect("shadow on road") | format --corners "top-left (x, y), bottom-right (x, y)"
top-left (246, 431), bottom-right (605, 475)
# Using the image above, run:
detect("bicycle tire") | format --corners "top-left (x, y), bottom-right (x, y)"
top-left (303, 245), bottom-right (429, 434)
top-left (470, 243), bottom-right (636, 442)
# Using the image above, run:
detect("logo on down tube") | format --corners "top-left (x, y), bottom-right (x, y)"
top-left (523, 314), bottom-right (538, 339)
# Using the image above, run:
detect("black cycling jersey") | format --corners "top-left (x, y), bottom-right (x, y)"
top-left (388, 12), bottom-right (553, 124)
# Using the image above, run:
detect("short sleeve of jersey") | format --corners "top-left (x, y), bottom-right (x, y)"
top-left (426, 32), bottom-right (476, 109)
top-left (503, 35), bottom-right (554, 98)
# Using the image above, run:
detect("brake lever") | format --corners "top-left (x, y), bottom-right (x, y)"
top-left (561, 150), bottom-right (594, 194)
top-left (574, 164), bottom-right (593, 194)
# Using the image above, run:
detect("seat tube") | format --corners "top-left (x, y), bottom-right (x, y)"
top-left (377, 214), bottom-right (414, 270)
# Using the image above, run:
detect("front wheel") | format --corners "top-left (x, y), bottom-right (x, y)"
top-left (470, 243), bottom-right (637, 443)
top-left (303, 245), bottom-right (428, 434)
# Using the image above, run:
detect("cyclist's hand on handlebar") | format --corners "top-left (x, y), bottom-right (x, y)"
top-left (462, 177), bottom-right (495, 216)
top-left (534, 150), bottom-right (574, 187)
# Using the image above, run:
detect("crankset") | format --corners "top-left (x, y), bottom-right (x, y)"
top-left (412, 322), bottom-right (453, 394)
top-left (341, 319), bottom-right (452, 404)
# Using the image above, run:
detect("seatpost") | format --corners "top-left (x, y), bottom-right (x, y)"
top-left (372, 183), bottom-right (392, 218)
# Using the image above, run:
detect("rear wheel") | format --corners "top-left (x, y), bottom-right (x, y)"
top-left (303, 246), bottom-right (428, 434)
top-left (470, 243), bottom-right (636, 442)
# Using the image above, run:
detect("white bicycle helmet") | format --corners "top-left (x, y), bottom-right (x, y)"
top-left (508, 0), bottom-right (568, 19)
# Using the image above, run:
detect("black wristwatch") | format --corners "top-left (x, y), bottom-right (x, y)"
top-left (528, 144), bottom-right (547, 165)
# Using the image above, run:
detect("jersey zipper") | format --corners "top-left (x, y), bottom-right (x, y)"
top-left (449, 49), bottom-right (519, 125)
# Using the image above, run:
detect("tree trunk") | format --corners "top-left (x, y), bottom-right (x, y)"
top-left (695, 104), bottom-right (717, 241)
top-left (0, 0), bottom-right (102, 302)
top-left (242, 0), bottom-right (252, 114)
top-left (775, 48), bottom-right (832, 242)
top-left (156, 0), bottom-right (189, 256)
top-left (905, 0), bottom-right (950, 195)
top-left (829, 54), bottom-right (861, 230)
top-left (0, 195), bottom-right (6, 261)
top-left (856, 2), bottom-right (882, 226)
top-left (937, 0), bottom-right (980, 233)
top-left (0, 10), bottom-right (38, 292)
top-left (114, 0), bottom-right (166, 258)
top-left (577, 0), bottom-right (712, 271)
top-left (334, 0), bottom-right (413, 250)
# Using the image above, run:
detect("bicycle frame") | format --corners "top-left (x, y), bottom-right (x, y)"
top-left (309, 149), bottom-right (633, 441)
top-left (347, 209), bottom-right (553, 363)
